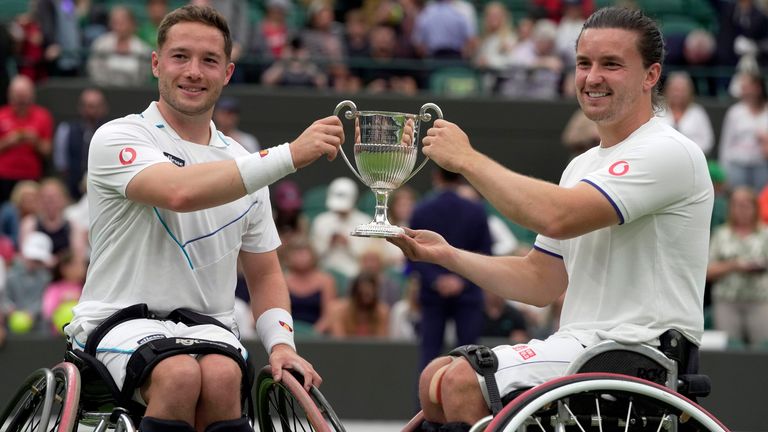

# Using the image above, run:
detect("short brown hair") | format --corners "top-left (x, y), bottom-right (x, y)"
top-left (157, 5), bottom-right (232, 60)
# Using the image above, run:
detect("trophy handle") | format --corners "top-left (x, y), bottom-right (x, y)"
top-left (333, 100), bottom-right (366, 184)
top-left (403, 103), bottom-right (444, 184)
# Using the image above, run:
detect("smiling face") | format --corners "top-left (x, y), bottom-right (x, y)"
top-left (575, 27), bottom-right (659, 128)
top-left (152, 21), bottom-right (234, 121)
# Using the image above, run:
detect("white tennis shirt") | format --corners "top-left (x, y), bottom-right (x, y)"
top-left (66, 102), bottom-right (280, 344)
top-left (535, 118), bottom-right (714, 346)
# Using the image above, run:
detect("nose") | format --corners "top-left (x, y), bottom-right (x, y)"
top-left (184, 58), bottom-right (203, 80)
top-left (583, 64), bottom-right (604, 87)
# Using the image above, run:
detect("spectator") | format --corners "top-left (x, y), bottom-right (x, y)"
top-left (707, 186), bottom-right (768, 348)
top-left (718, 72), bottom-right (768, 191)
top-left (272, 180), bottom-right (309, 251)
top-left (482, 291), bottom-right (528, 344)
top-left (329, 272), bottom-right (390, 338)
top-left (412, 0), bottom-right (475, 60)
top-left (53, 87), bottom-right (109, 200)
top-left (213, 97), bottom-right (260, 153)
top-left (0, 75), bottom-right (53, 203)
top-left (358, 246), bottom-right (403, 306)
top-left (249, 0), bottom-right (294, 70)
top-left (474, 2), bottom-right (518, 91)
top-left (555, 0), bottom-right (586, 68)
top-left (309, 177), bottom-right (375, 279)
top-left (361, 25), bottom-right (418, 95)
top-left (457, 183), bottom-right (520, 256)
top-left (561, 108), bottom-right (599, 158)
top-left (86, 5), bottom-right (152, 87)
top-left (261, 36), bottom-right (329, 88)
top-left (343, 9), bottom-right (371, 70)
top-left (9, 11), bottom-right (48, 82)
top-left (36, 0), bottom-right (84, 77)
top-left (19, 178), bottom-right (85, 262)
top-left (283, 240), bottom-right (337, 333)
top-left (0, 180), bottom-right (40, 249)
top-left (657, 71), bottom-right (715, 157)
top-left (4, 231), bottom-right (55, 335)
top-left (408, 167), bottom-right (492, 370)
top-left (716, 0), bottom-right (768, 71)
top-left (388, 277), bottom-right (420, 340)
top-left (137, 0), bottom-right (169, 48)
top-left (501, 19), bottom-right (564, 99)
top-left (300, 0), bottom-right (349, 86)
top-left (41, 250), bottom-right (85, 335)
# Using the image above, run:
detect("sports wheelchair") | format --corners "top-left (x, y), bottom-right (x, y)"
top-left (403, 330), bottom-right (730, 432)
top-left (0, 345), bottom-right (347, 432)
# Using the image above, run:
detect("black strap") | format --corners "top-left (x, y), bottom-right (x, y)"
top-left (85, 304), bottom-right (150, 356)
top-left (449, 344), bottom-right (503, 415)
top-left (166, 308), bottom-right (232, 333)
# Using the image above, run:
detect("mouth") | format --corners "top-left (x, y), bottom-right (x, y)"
top-left (583, 90), bottom-right (611, 99)
top-left (178, 85), bottom-right (206, 95)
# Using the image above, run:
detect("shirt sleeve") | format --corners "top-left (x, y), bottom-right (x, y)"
top-left (582, 137), bottom-right (696, 224)
top-left (88, 119), bottom-right (172, 197)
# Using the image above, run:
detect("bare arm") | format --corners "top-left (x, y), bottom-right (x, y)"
top-left (422, 120), bottom-right (618, 240)
top-left (389, 228), bottom-right (568, 307)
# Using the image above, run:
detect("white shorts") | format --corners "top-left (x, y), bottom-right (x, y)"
top-left (478, 334), bottom-right (586, 407)
top-left (71, 319), bottom-right (247, 403)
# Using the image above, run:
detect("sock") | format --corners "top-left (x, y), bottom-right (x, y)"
top-left (420, 420), bottom-right (442, 432)
top-left (204, 417), bottom-right (252, 432)
top-left (138, 416), bottom-right (195, 432)
top-left (439, 422), bottom-right (472, 432)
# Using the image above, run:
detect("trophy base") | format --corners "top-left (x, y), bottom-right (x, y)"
top-left (350, 224), bottom-right (405, 238)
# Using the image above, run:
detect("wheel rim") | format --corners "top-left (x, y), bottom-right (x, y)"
top-left (0, 366), bottom-right (77, 432)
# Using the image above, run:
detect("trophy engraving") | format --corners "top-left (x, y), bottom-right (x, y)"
top-left (334, 100), bottom-right (443, 237)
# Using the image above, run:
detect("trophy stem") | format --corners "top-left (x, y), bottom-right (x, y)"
top-left (372, 189), bottom-right (393, 226)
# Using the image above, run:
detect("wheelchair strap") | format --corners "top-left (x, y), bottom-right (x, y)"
top-left (85, 304), bottom-right (150, 356)
top-left (122, 337), bottom-right (251, 402)
top-left (449, 345), bottom-right (503, 415)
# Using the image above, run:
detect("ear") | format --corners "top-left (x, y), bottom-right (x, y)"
top-left (151, 51), bottom-right (160, 78)
top-left (644, 63), bottom-right (661, 93)
top-left (223, 62), bottom-right (235, 85)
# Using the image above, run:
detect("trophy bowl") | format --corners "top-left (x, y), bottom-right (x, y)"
top-left (334, 100), bottom-right (443, 237)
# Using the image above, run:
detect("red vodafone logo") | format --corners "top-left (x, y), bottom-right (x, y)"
top-left (608, 160), bottom-right (629, 176)
top-left (119, 148), bottom-right (137, 165)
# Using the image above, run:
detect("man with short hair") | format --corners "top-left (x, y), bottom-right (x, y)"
top-left (389, 7), bottom-right (713, 431)
top-left (65, 5), bottom-right (344, 432)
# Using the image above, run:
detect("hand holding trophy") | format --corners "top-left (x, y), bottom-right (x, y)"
top-left (334, 100), bottom-right (443, 237)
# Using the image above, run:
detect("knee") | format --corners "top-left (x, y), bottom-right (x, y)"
top-left (199, 355), bottom-right (242, 397)
top-left (147, 355), bottom-right (202, 400)
top-left (441, 359), bottom-right (480, 400)
top-left (419, 357), bottom-right (453, 397)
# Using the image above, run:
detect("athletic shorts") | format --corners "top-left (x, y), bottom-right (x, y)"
top-left (71, 318), bottom-right (247, 404)
top-left (477, 334), bottom-right (586, 407)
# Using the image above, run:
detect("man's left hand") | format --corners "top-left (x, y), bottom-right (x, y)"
top-left (269, 344), bottom-right (322, 391)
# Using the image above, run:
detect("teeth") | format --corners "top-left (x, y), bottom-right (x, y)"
top-left (588, 92), bottom-right (608, 97)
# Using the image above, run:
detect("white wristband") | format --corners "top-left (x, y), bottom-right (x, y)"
top-left (235, 143), bottom-right (296, 194)
top-left (256, 308), bottom-right (297, 353)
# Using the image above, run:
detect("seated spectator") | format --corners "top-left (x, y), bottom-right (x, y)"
top-left (261, 36), bottom-right (328, 88)
top-left (283, 240), bottom-right (337, 333)
top-left (137, 0), bottom-right (169, 48)
top-left (657, 71), bottom-right (715, 157)
top-left (300, 0), bottom-right (348, 85)
top-left (358, 246), bottom-right (403, 306)
top-left (0, 75), bottom-right (53, 202)
top-left (41, 251), bottom-right (85, 335)
top-left (561, 108), bottom-right (599, 158)
top-left (0, 180), bottom-right (40, 249)
top-left (86, 5), bottom-right (152, 87)
top-left (249, 0), bottom-right (294, 72)
top-left (474, 2), bottom-right (518, 91)
top-left (482, 291), bottom-right (528, 344)
top-left (330, 272), bottom-right (390, 338)
top-left (309, 177), bottom-right (375, 278)
top-left (9, 12), bottom-right (48, 82)
top-left (500, 19), bottom-right (563, 99)
top-left (4, 231), bottom-right (55, 335)
top-left (272, 180), bottom-right (309, 253)
top-left (707, 186), bottom-right (768, 348)
top-left (412, 0), bottom-right (475, 60)
top-left (555, 0), bottom-right (586, 68)
top-left (53, 87), bottom-right (109, 200)
top-left (213, 97), bottom-right (260, 153)
top-left (388, 277), bottom-right (420, 341)
top-left (36, 0), bottom-right (85, 77)
top-left (361, 25), bottom-right (418, 95)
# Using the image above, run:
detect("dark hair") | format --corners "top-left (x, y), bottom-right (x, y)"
top-left (157, 5), bottom-right (232, 60)
top-left (578, 7), bottom-right (665, 110)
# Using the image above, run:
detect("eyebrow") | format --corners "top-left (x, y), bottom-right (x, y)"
top-left (576, 54), bottom-right (625, 63)
top-left (167, 47), bottom-right (224, 59)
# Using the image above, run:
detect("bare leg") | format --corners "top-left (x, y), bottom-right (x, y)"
top-left (195, 354), bottom-right (243, 431)
top-left (419, 357), bottom-right (453, 423)
top-left (142, 355), bottom-right (202, 425)
top-left (440, 359), bottom-right (490, 424)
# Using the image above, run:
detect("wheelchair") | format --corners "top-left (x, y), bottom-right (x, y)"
top-left (403, 332), bottom-right (731, 432)
top-left (0, 345), bottom-right (347, 432)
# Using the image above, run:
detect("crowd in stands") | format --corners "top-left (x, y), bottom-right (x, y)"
top-left (0, 0), bottom-right (766, 98)
top-left (0, 0), bottom-right (767, 354)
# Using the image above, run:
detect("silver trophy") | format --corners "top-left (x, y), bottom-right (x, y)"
top-left (334, 100), bottom-right (443, 237)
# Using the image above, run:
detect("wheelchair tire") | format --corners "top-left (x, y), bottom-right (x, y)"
top-left (0, 363), bottom-right (80, 432)
top-left (486, 373), bottom-right (729, 432)
top-left (254, 366), bottom-right (345, 432)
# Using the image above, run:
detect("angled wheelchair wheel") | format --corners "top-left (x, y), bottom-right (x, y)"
top-left (486, 373), bottom-right (729, 432)
top-left (255, 366), bottom-right (345, 432)
top-left (0, 362), bottom-right (81, 432)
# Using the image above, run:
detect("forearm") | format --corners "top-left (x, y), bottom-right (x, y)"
top-left (249, 272), bottom-right (291, 320)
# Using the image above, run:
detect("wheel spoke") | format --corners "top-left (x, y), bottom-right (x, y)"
top-left (656, 413), bottom-right (669, 432)
top-left (595, 397), bottom-right (603, 432)
top-left (623, 399), bottom-right (633, 432)
top-left (563, 402), bottom-right (586, 432)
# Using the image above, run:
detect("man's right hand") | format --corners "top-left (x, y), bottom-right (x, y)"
top-left (387, 227), bottom-right (454, 265)
top-left (289, 116), bottom-right (344, 169)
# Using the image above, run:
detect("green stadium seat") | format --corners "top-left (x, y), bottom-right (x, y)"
top-left (429, 67), bottom-right (482, 97)
top-left (301, 184), bottom-right (328, 224)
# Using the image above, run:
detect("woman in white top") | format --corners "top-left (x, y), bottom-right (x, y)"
top-left (657, 71), bottom-right (715, 156)
top-left (474, 2), bottom-right (518, 90)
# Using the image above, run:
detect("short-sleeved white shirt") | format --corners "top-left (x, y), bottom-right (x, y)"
top-left (66, 102), bottom-right (280, 344)
top-left (534, 118), bottom-right (713, 346)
